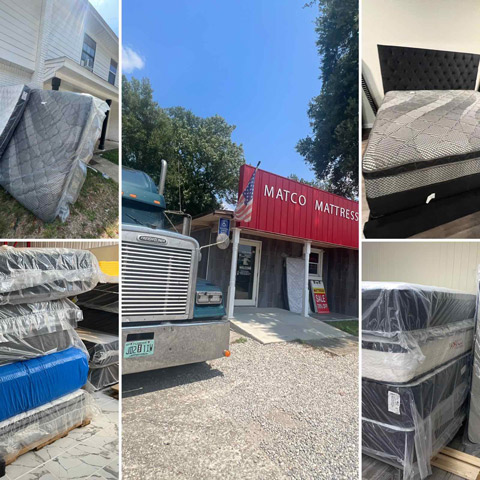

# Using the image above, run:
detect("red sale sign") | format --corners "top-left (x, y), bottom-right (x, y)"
top-left (310, 280), bottom-right (330, 314)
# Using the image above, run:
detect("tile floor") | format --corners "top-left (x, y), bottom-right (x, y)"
top-left (4, 390), bottom-right (119, 480)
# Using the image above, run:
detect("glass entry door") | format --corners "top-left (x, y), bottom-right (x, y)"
top-left (234, 239), bottom-right (262, 306)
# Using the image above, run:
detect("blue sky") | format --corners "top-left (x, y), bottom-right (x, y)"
top-left (90, 0), bottom-right (119, 35)
top-left (123, 0), bottom-right (321, 181)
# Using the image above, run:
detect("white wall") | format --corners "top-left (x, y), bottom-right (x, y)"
top-left (363, 242), bottom-right (480, 294)
top-left (362, 0), bottom-right (480, 126)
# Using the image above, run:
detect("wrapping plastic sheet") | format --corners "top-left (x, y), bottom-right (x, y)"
top-left (76, 328), bottom-right (119, 367)
top-left (362, 353), bottom-right (472, 479)
top-left (76, 283), bottom-right (119, 313)
top-left (0, 89), bottom-right (108, 223)
top-left (87, 363), bottom-right (118, 392)
top-left (0, 247), bottom-right (102, 305)
top-left (0, 85), bottom-right (30, 158)
top-left (79, 308), bottom-right (118, 334)
top-left (0, 347), bottom-right (89, 422)
top-left (362, 282), bottom-right (476, 334)
top-left (0, 300), bottom-right (85, 364)
top-left (362, 319), bottom-right (474, 383)
top-left (468, 268), bottom-right (480, 443)
top-left (0, 390), bottom-right (94, 464)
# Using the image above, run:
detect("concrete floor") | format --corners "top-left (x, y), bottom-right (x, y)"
top-left (231, 307), bottom-right (356, 345)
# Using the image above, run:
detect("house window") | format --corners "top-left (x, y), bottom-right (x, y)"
top-left (81, 34), bottom-right (96, 71)
top-left (108, 59), bottom-right (117, 85)
top-left (308, 250), bottom-right (324, 277)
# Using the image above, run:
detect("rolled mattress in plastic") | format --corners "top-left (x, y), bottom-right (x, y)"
top-left (362, 352), bottom-right (472, 428)
top-left (362, 319), bottom-right (474, 382)
top-left (0, 347), bottom-right (89, 422)
top-left (0, 85), bottom-right (30, 158)
top-left (0, 89), bottom-right (108, 223)
top-left (0, 247), bottom-right (102, 305)
top-left (362, 282), bottom-right (476, 334)
top-left (0, 299), bottom-right (84, 365)
top-left (0, 390), bottom-right (92, 463)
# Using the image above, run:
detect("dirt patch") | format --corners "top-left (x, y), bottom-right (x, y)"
top-left (0, 169), bottom-right (119, 239)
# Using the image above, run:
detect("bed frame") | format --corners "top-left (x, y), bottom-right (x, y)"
top-left (363, 45), bottom-right (480, 238)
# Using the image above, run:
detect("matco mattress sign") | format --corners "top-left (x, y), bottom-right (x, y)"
top-left (236, 165), bottom-right (359, 248)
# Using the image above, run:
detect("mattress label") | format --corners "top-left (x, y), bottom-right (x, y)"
top-left (388, 391), bottom-right (401, 415)
top-left (21, 91), bottom-right (28, 101)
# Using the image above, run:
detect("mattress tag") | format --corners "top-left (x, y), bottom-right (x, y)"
top-left (21, 91), bottom-right (28, 101)
top-left (426, 193), bottom-right (435, 204)
top-left (388, 391), bottom-right (401, 415)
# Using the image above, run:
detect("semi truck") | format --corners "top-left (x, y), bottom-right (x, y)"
top-left (121, 160), bottom-right (230, 374)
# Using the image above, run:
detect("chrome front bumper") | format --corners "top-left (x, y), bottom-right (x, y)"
top-left (122, 319), bottom-right (230, 375)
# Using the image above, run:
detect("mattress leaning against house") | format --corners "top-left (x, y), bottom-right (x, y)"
top-left (363, 90), bottom-right (480, 219)
top-left (0, 88), bottom-right (108, 223)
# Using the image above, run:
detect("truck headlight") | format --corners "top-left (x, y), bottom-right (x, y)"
top-left (196, 291), bottom-right (223, 305)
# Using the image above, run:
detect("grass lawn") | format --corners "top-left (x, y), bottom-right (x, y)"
top-left (323, 320), bottom-right (359, 336)
top-left (100, 148), bottom-right (119, 165)
top-left (0, 169), bottom-right (119, 239)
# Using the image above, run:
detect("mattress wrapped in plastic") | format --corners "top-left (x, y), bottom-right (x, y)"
top-left (0, 390), bottom-right (94, 465)
top-left (87, 363), bottom-right (118, 391)
top-left (468, 269), bottom-right (480, 443)
top-left (76, 328), bottom-right (119, 367)
top-left (362, 282), bottom-right (475, 382)
top-left (0, 299), bottom-right (84, 365)
top-left (363, 90), bottom-right (480, 218)
top-left (362, 282), bottom-right (476, 333)
top-left (0, 89), bottom-right (108, 223)
top-left (79, 308), bottom-right (119, 334)
top-left (0, 85), bottom-right (30, 158)
top-left (0, 347), bottom-right (89, 422)
top-left (76, 283), bottom-right (119, 313)
top-left (362, 353), bottom-right (472, 479)
top-left (0, 247), bottom-right (102, 305)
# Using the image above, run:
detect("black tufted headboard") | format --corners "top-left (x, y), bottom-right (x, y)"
top-left (378, 45), bottom-right (480, 93)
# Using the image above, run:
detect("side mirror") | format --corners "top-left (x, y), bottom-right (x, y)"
top-left (199, 233), bottom-right (230, 252)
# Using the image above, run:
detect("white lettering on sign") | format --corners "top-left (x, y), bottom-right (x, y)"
top-left (261, 184), bottom-right (358, 221)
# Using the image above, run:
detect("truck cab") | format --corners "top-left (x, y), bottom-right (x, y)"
top-left (122, 162), bottom-right (229, 374)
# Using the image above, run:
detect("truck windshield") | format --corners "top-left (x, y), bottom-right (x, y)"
top-left (122, 202), bottom-right (165, 230)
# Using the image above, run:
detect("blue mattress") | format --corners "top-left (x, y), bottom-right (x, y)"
top-left (0, 347), bottom-right (88, 422)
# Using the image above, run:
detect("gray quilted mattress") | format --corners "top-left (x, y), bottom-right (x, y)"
top-left (0, 85), bottom-right (30, 158)
top-left (363, 90), bottom-right (480, 216)
top-left (0, 89), bottom-right (108, 223)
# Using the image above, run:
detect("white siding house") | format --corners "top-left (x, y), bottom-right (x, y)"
top-left (0, 0), bottom-right (119, 142)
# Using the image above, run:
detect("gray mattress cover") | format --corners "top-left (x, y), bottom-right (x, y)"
top-left (363, 90), bottom-right (480, 198)
top-left (0, 89), bottom-right (108, 222)
top-left (0, 85), bottom-right (30, 158)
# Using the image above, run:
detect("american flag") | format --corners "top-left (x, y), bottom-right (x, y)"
top-left (234, 167), bottom-right (258, 222)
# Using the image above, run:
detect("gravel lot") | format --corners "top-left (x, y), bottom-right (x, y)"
top-left (122, 331), bottom-right (359, 480)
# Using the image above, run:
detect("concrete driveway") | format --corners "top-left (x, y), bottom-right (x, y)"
top-left (231, 307), bottom-right (356, 347)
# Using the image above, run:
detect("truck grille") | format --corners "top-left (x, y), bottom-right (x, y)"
top-left (122, 241), bottom-right (193, 318)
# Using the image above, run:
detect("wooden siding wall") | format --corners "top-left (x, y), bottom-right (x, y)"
top-left (363, 242), bottom-right (480, 294)
top-left (192, 228), bottom-right (358, 315)
top-left (323, 248), bottom-right (359, 317)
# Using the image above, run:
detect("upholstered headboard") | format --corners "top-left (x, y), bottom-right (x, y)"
top-left (378, 45), bottom-right (480, 93)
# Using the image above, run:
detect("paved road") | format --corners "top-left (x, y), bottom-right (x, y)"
top-left (122, 332), bottom-right (359, 480)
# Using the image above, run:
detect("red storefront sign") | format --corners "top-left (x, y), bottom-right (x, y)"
top-left (236, 165), bottom-right (359, 249)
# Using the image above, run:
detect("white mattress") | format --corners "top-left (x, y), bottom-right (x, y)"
top-left (362, 320), bottom-right (474, 383)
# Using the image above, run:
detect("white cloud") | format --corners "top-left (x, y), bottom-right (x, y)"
top-left (122, 46), bottom-right (145, 73)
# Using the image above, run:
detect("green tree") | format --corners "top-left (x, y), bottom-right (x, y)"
top-left (296, 0), bottom-right (358, 198)
top-left (122, 76), bottom-right (245, 217)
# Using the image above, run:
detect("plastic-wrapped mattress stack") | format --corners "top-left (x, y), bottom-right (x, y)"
top-left (76, 283), bottom-right (119, 391)
top-left (468, 269), bottom-right (480, 443)
top-left (362, 282), bottom-right (476, 479)
top-left (0, 246), bottom-right (103, 475)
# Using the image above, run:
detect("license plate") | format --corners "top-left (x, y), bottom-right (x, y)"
top-left (124, 339), bottom-right (155, 358)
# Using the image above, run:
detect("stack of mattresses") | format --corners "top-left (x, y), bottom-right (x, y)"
top-left (0, 247), bottom-right (102, 475)
top-left (76, 328), bottom-right (119, 391)
top-left (0, 84), bottom-right (108, 223)
top-left (76, 283), bottom-right (119, 391)
top-left (468, 270), bottom-right (480, 443)
top-left (362, 282), bottom-right (476, 479)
